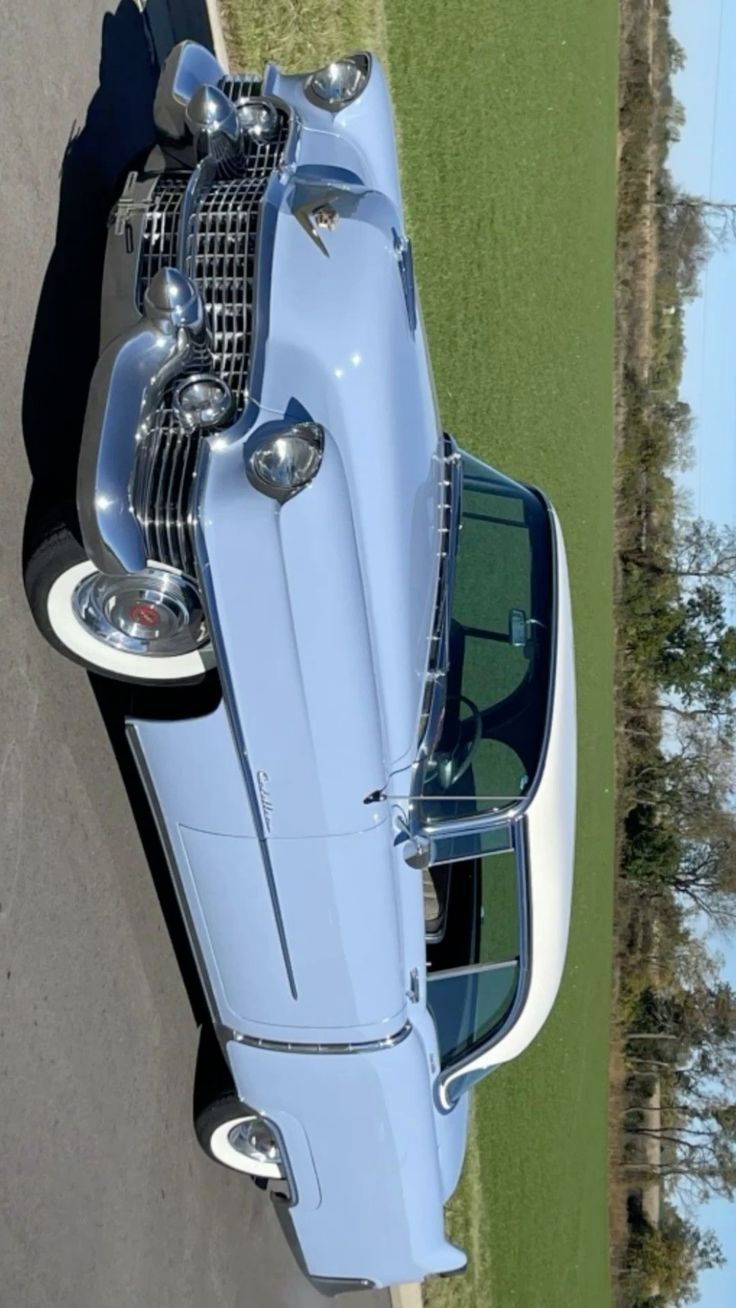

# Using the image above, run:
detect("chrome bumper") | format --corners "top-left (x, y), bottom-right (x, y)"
top-left (77, 42), bottom-right (292, 576)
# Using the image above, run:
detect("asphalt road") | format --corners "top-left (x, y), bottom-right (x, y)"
top-left (0, 4), bottom-right (389, 1306)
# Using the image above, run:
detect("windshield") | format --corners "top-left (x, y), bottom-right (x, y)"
top-left (420, 454), bottom-right (554, 823)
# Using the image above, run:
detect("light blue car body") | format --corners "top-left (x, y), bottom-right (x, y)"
top-left (110, 48), bottom-right (577, 1293)
top-left (126, 53), bottom-right (469, 1288)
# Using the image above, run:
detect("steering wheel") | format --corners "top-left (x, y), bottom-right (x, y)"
top-left (435, 695), bottom-right (484, 790)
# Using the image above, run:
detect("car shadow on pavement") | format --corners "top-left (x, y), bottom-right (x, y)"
top-left (21, 0), bottom-right (222, 1032)
top-left (23, 0), bottom-right (158, 512)
top-left (90, 672), bottom-right (222, 1031)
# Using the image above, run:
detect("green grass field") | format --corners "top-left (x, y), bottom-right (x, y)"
top-left (224, 4), bottom-right (620, 1305)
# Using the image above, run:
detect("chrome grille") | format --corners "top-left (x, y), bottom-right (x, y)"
top-left (131, 401), bottom-right (200, 578)
top-left (182, 119), bottom-right (290, 411)
top-left (131, 97), bottom-right (289, 575)
top-left (135, 174), bottom-right (188, 312)
top-left (186, 174), bottom-right (262, 411)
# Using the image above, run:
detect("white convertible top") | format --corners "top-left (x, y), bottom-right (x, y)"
top-left (445, 508), bottom-right (577, 1090)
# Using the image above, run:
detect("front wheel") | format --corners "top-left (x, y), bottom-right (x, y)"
top-left (195, 1093), bottom-right (285, 1179)
top-left (24, 510), bottom-right (214, 685)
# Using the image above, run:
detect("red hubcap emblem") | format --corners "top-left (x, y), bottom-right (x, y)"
top-left (129, 601), bottom-right (161, 628)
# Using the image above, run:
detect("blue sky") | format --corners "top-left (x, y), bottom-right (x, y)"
top-left (662, 2), bottom-right (736, 1302)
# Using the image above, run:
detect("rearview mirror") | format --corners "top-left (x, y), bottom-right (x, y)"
top-left (509, 608), bottom-right (527, 647)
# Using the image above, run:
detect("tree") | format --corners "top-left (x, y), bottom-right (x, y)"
top-left (673, 817), bottom-right (736, 928)
top-left (667, 35), bottom-right (687, 75)
top-left (655, 583), bottom-right (736, 713)
top-left (626, 980), bottom-right (736, 1201)
top-left (655, 184), bottom-right (715, 297)
top-left (630, 1099), bottom-right (736, 1204)
top-left (673, 518), bottom-right (736, 589)
top-left (625, 1210), bottom-right (724, 1306)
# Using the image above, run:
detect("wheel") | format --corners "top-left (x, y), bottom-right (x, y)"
top-left (195, 1093), bottom-right (285, 1179)
top-left (24, 508), bottom-right (215, 685)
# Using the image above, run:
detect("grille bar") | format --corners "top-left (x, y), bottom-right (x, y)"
top-left (220, 74), bottom-right (263, 101)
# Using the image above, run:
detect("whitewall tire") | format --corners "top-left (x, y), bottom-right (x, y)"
top-left (25, 512), bottom-right (214, 685)
top-left (195, 1094), bottom-right (285, 1179)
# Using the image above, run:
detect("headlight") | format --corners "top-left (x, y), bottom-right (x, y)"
top-left (235, 97), bottom-right (279, 141)
top-left (305, 53), bottom-right (370, 110)
top-left (173, 375), bottom-right (234, 431)
top-left (247, 423), bottom-right (325, 502)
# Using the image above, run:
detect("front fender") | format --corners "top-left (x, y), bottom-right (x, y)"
top-left (264, 53), bottom-right (404, 219)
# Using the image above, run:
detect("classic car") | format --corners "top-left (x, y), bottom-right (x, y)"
top-left (24, 41), bottom-right (577, 1294)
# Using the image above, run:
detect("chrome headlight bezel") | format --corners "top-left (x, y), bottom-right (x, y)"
top-left (304, 52), bottom-right (371, 111)
top-left (246, 422), bottom-right (325, 503)
top-left (173, 374), bottom-right (234, 432)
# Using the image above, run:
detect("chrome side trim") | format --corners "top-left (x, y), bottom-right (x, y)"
top-left (394, 232), bottom-right (417, 333)
top-left (220, 1020), bottom-right (413, 1055)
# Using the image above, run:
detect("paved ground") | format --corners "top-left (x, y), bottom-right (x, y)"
top-left (0, 4), bottom-right (387, 1305)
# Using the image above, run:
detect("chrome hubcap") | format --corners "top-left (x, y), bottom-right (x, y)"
top-left (227, 1118), bottom-right (281, 1164)
top-left (72, 569), bottom-right (207, 657)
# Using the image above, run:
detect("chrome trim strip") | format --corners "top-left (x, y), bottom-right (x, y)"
top-left (394, 232), bottom-right (417, 333)
top-left (222, 1019), bottom-right (413, 1055)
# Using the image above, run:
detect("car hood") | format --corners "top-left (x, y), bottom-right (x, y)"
top-left (195, 173), bottom-right (443, 837)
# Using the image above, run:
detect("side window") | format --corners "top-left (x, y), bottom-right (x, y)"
top-left (427, 964), bottom-right (519, 1069)
top-left (425, 847), bottom-right (523, 1070)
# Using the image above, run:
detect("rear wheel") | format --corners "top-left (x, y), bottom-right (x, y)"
top-left (24, 509), bottom-right (214, 685)
top-left (195, 1093), bottom-right (285, 1179)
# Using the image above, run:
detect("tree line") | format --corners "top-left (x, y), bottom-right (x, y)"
top-left (614, 2), bottom-right (736, 1304)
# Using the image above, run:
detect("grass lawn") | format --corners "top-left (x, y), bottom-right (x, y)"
top-left (223, 4), bottom-right (619, 1306)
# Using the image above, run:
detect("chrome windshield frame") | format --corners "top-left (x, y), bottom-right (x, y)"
top-left (416, 433), bottom-right (463, 762)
